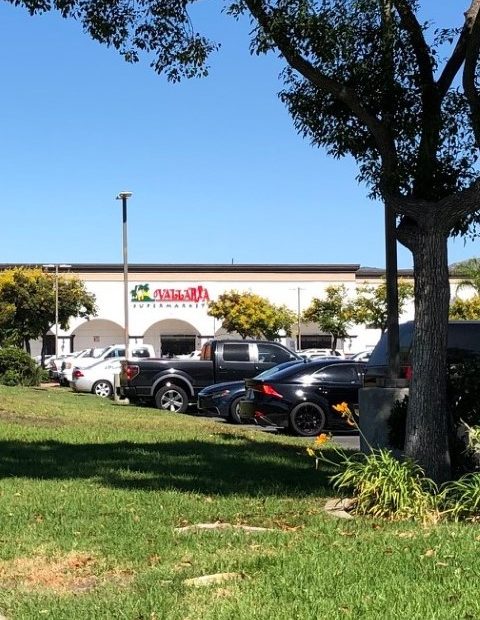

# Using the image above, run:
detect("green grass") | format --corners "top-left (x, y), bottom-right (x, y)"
top-left (0, 385), bottom-right (479, 619)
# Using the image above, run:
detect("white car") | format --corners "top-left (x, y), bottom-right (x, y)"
top-left (299, 348), bottom-right (345, 359)
top-left (59, 348), bottom-right (104, 386)
top-left (71, 358), bottom-right (123, 398)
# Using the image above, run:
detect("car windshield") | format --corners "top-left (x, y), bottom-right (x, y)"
top-left (255, 360), bottom-right (305, 379)
top-left (92, 347), bottom-right (107, 359)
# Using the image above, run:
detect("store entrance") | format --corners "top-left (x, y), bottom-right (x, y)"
top-left (160, 335), bottom-right (196, 357)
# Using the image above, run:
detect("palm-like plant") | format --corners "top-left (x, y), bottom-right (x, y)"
top-left (454, 259), bottom-right (480, 296)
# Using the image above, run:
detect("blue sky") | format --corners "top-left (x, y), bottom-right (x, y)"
top-left (0, 1), bottom-right (477, 268)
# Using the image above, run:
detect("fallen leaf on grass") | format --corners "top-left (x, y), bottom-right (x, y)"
top-left (183, 572), bottom-right (245, 587)
top-left (175, 522), bottom-right (279, 534)
top-left (422, 549), bottom-right (436, 558)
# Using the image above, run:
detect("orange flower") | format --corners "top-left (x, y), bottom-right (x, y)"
top-left (314, 433), bottom-right (331, 446)
top-left (332, 402), bottom-right (350, 416)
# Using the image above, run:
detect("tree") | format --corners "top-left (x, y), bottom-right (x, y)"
top-left (302, 285), bottom-right (352, 350)
top-left (449, 296), bottom-right (480, 320)
top-left (0, 267), bottom-right (97, 355)
top-left (9, 2), bottom-right (480, 480)
top-left (208, 290), bottom-right (296, 340)
top-left (351, 279), bottom-right (414, 334)
top-left (452, 257), bottom-right (480, 296)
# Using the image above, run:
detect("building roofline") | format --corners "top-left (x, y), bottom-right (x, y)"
top-left (0, 263), bottom-right (362, 274)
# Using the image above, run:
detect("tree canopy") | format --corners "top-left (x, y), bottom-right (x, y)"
top-left (208, 290), bottom-right (296, 340)
top-left (351, 279), bottom-right (414, 334)
top-left (302, 285), bottom-right (352, 350)
top-left (0, 267), bottom-right (97, 352)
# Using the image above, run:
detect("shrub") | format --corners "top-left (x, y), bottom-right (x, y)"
top-left (0, 347), bottom-right (42, 386)
top-left (388, 359), bottom-right (480, 470)
top-left (439, 474), bottom-right (480, 521)
top-left (330, 448), bottom-right (438, 521)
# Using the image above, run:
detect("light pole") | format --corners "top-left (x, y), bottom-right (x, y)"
top-left (290, 287), bottom-right (305, 350)
top-left (116, 191), bottom-right (132, 356)
top-left (43, 263), bottom-right (71, 357)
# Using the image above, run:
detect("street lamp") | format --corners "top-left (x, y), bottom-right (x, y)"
top-left (116, 191), bottom-right (132, 356)
top-left (43, 263), bottom-right (72, 357)
top-left (290, 287), bottom-right (305, 351)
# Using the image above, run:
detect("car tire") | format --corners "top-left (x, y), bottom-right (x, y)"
top-left (289, 402), bottom-right (326, 437)
top-left (155, 385), bottom-right (189, 413)
top-left (228, 396), bottom-right (244, 424)
top-left (92, 380), bottom-right (113, 398)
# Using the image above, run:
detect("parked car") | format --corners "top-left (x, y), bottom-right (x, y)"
top-left (298, 348), bottom-right (345, 359)
top-left (58, 348), bottom-right (101, 385)
top-left (349, 350), bottom-right (372, 362)
top-left (62, 344), bottom-right (155, 386)
top-left (197, 360), bottom-right (308, 423)
top-left (71, 358), bottom-right (123, 398)
top-left (239, 359), bottom-right (366, 436)
top-left (365, 320), bottom-right (480, 386)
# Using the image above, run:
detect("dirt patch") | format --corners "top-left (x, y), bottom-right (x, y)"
top-left (0, 552), bottom-right (134, 595)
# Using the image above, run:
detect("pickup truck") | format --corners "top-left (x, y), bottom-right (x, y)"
top-left (119, 339), bottom-right (301, 414)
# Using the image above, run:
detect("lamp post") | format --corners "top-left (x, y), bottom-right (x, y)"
top-left (290, 287), bottom-right (305, 351)
top-left (43, 263), bottom-right (72, 357)
top-left (116, 191), bottom-right (132, 356)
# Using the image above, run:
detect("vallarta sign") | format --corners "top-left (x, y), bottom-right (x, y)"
top-left (130, 284), bottom-right (210, 306)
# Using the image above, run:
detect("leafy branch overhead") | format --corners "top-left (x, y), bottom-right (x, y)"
top-left (208, 290), bottom-right (296, 340)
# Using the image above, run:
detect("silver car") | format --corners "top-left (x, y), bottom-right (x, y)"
top-left (71, 358), bottom-right (123, 398)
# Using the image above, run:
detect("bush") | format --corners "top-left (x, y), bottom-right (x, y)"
top-left (0, 347), bottom-right (42, 386)
top-left (330, 448), bottom-right (438, 521)
top-left (439, 474), bottom-right (480, 521)
top-left (388, 359), bottom-right (480, 470)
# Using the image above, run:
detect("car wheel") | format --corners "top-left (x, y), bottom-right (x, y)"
top-left (155, 385), bottom-right (189, 413)
top-left (228, 396), bottom-right (244, 424)
top-left (92, 380), bottom-right (113, 398)
top-left (289, 402), bottom-right (326, 437)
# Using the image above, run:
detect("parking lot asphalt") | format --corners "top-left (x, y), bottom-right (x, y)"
top-left (198, 413), bottom-right (360, 451)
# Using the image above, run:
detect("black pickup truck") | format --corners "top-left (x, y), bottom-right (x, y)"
top-left (119, 339), bottom-right (301, 413)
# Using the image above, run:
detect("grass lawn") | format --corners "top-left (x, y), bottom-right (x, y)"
top-left (0, 385), bottom-right (479, 619)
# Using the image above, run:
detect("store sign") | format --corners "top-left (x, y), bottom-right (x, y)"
top-left (130, 284), bottom-right (210, 308)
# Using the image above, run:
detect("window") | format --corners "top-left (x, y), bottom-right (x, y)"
top-left (222, 343), bottom-right (250, 362)
top-left (257, 343), bottom-right (292, 364)
top-left (312, 364), bottom-right (360, 384)
top-left (132, 348), bottom-right (149, 358)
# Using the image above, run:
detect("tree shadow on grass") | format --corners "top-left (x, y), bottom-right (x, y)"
top-left (0, 435), bottom-right (352, 498)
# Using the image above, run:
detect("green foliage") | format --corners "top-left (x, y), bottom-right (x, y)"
top-left (0, 267), bottom-right (97, 350)
top-left (351, 279), bottom-right (414, 333)
top-left (0, 347), bottom-right (42, 386)
top-left (453, 258), bottom-right (480, 296)
top-left (330, 449), bottom-right (438, 521)
top-left (302, 285), bottom-right (352, 349)
top-left (208, 290), bottom-right (296, 339)
top-left (439, 474), bottom-right (480, 522)
top-left (5, 0), bottom-right (218, 82)
top-left (449, 295), bottom-right (480, 320)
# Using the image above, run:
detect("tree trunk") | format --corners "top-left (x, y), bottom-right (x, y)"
top-left (403, 226), bottom-right (451, 483)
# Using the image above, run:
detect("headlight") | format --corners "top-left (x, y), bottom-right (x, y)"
top-left (212, 390), bottom-right (231, 399)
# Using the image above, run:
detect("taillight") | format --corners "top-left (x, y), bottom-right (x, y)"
top-left (403, 366), bottom-right (413, 381)
top-left (126, 365), bottom-right (140, 381)
top-left (260, 384), bottom-right (283, 399)
top-left (72, 369), bottom-right (84, 379)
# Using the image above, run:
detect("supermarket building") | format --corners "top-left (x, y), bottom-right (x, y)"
top-left (12, 263), bottom-right (418, 357)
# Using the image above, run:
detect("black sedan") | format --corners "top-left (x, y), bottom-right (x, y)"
top-left (239, 359), bottom-right (366, 436)
top-left (197, 380), bottom-right (246, 423)
top-left (197, 360), bottom-right (310, 423)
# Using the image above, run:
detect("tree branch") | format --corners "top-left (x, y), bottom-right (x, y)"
top-left (463, 1), bottom-right (480, 146)
top-left (392, 0), bottom-right (435, 88)
top-left (243, 0), bottom-right (399, 192)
